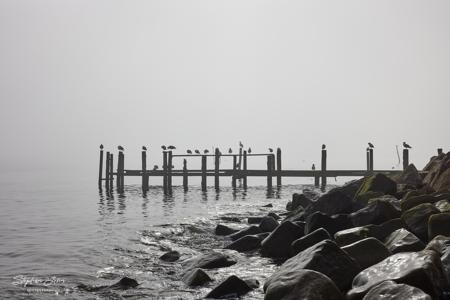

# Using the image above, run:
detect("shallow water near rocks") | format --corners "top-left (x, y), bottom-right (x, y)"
top-left (0, 170), bottom-right (329, 299)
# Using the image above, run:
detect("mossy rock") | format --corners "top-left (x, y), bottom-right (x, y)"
top-left (401, 203), bottom-right (440, 242)
top-left (428, 213), bottom-right (450, 240)
top-left (354, 174), bottom-right (397, 199)
top-left (353, 191), bottom-right (384, 209)
top-left (434, 200), bottom-right (450, 213)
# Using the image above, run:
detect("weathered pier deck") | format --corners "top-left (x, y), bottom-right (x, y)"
top-left (98, 145), bottom-right (415, 194)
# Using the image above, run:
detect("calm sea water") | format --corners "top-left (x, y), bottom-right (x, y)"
top-left (0, 169), bottom-right (326, 299)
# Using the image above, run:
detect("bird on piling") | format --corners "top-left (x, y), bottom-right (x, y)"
top-left (153, 165), bottom-right (158, 170)
top-left (204, 149), bottom-right (209, 154)
top-left (368, 142), bottom-right (374, 148)
top-left (168, 145), bottom-right (176, 150)
top-left (195, 149), bottom-right (200, 154)
top-left (248, 147), bottom-right (252, 154)
top-left (228, 148), bottom-right (232, 154)
top-left (403, 142), bottom-right (412, 149)
top-left (100, 144), bottom-right (104, 149)
top-left (239, 141), bottom-right (243, 148)
top-left (312, 164), bottom-right (316, 170)
top-left (161, 145), bottom-right (167, 150)
top-left (187, 150), bottom-right (192, 154)
top-left (268, 148), bottom-right (273, 153)
top-left (322, 144), bottom-right (326, 150)
top-left (142, 146), bottom-right (147, 151)
top-left (118, 145), bottom-right (124, 151)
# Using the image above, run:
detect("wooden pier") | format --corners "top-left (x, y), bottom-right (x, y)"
top-left (98, 145), bottom-right (418, 193)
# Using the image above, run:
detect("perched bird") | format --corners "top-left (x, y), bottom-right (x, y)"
top-left (204, 149), bottom-right (209, 154)
top-left (153, 165), bottom-right (158, 170)
top-left (118, 145), bottom-right (124, 151)
top-left (100, 144), bottom-right (104, 149)
top-left (322, 144), bottom-right (326, 150)
top-left (239, 141), bottom-right (243, 148)
top-left (248, 147), bottom-right (252, 154)
top-left (368, 142), bottom-right (374, 148)
top-left (161, 145), bottom-right (167, 150)
top-left (228, 148), bottom-right (232, 154)
top-left (187, 150), bottom-right (192, 154)
top-left (403, 142), bottom-right (412, 149)
top-left (312, 164), bottom-right (316, 170)
top-left (168, 145), bottom-right (176, 150)
top-left (195, 149), bottom-right (200, 154)
top-left (268, 148), bottom-right (273, 153)
top-left (142, 146), bottom-right (147, 151)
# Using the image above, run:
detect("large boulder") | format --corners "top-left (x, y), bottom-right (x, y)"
top-left (354, 173), bottom-right (397, 199)
top-left (261, 221), bottom-right (305, 258)
top-left (304, 188), bottom-right (353, 217)
top-left (182, 251), bottom-right (237, 273)
top-left (228, 225), bottom-right (262, 241)
top-left (305, 212), bottom-right (352, 236)
top-left (225, 234), bottom-right (263, 252)
top-left (384, 228), bottom-right (425, 253)
top-left (423, 151), bottom-right (450, 192)
top-left (259, 216), bottom-right (279, 232)
top-left (428, 213), bottom-right (450, 239)
top-left (215, 224), bottom-right (239, 236)
top-left (288, 193), bottom-right (313, 211)
top-left (350, 199), bottom-right (400, 227)
top-left (182, 268), bottom-right (212, 286)
top-left (353, 191), bottom-right (384, 210)
top-left (205, 275), bottom-right (252, 299)
top-left (334, 218), bottom-right (404, 246)
top-left (391, 164), bottom-right (423, 187)
top-left (282, 206), bottom-right (305, 223)
top-left (265, 240), bottom-right (360, 291)
top-left (401, 193), bottom-right (450, 212)
top-left (426, 235), bottom-right (450, 282)
top-left (362, 280), bottom-right (432, 300)
top-left (291, 228), bottom-right (331, 256)
top-left (264, 269), bottom-right (343, 300)
top-left (342, 238), bottom-right (391, 270)
top-left (347, 250), bottom-right (448, 299)
top-left (401, 203), bottom-right (440, 241)
top-left (160, 250), bottom-right (180, 262)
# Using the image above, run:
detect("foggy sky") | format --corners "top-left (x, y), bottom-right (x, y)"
top-left (1, 1), bottom-right (450, 178)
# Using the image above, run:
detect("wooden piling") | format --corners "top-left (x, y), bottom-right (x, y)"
top-left (276, 148), bottom-right (282, 187)
top-left (214, 148), bottom-right (220, 189)
top-left (369, 148), bottom-right (374, 171)
top-left (168, 151), bottom-right (173, 191)
top-left (117, 151), bottom-right (123, 189)
top-left (366, 149), bottom-right (370, 171)
top-left (321, 149), bottom-right (327, 188)
top-left (105, 151), bottom-right (110, 189)
top-left (142, 150), bottom-right (148, 191)
top-left (163, 151), bottom-right (168, 194)
top-left (201, 155), bottom-right (207, 191)
top-left (402, 148), bottom-right (409, 170)
top-left (232, 155), bottom-right (237, 188)
top-left (314, 175), bottom-right (320, 187)
top-left (183, 159), bottom-right (188, 190)
top-left (243, 150), bottom-right (248, 188)
top-left (267, 155), bottom-right (273, 189)
top-left (238, 148), bottom-right (243, 170)
top-left (438, 148), bottom-right (443, 155)
top-left (109, 153), bottom-right (114, 190)
top-left (120, 151), bottom-right (125, 190)
top-left (98, 148), bottom-right (104, 188)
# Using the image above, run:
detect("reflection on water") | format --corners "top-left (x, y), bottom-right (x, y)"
top-left (1, 177), bottom-right (326, 299)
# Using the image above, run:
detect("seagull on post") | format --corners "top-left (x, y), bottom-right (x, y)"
top-left (142, 146), bottom-right (147, 151)
top-left (204, 149), bottom-right (209, 154)
top-left (118, 145), bottom-right (124, 151)
top-left (403, 142), bottom-right (412, 149)
top-left (161, 145), bottom-right (167, 150)
top-left (322, 144), bottom-right (326, 150)
top-left (168, 145), bottom-right (176, 150)
top-left (187, 150), bottom-right (192, 154)
top-left (268, 148), bottom-right (273, 153)
top-left (368, 142), bottom-right (374, 148)
top-left (194, 149), bottom-right (200, 154)
top-left (228, 148), bottom-right (233, 154)
top-left (100, 144), bottom-right (104, 150)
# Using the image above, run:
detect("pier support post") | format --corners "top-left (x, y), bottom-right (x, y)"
top-left (117, 151), bottom-right (124, 190)
top-left (366, 149), bottom-right (370, 171)
top-left (142, 150), bottom-right (148, 191)
top-left (276, 148), bottom-right (282, 187)
top-left (402, 148), bottom-right (409, 170)
top-left (214, 148), bottom-right (220, 189)
top-left (183, 159), bottom-right (188, 190)
top-left (243, 150), bottom-right (248, 189)
top-left (321, 149), bottom-right (327, 189)
top-left (98, 147), bottom-right (104, 188)
top-left (105, 151), bottom-right (110, 189)
top-left (168, 151), bottom-right (173, 192)
top-left (314, 175), bottom-right (320, 187)
top-left (267, 155), bottom-right (273, 189)
top-left (201, 155), bottom-right (207, 191)
top-left (232, 155), bottom-right (237, 188)
top-left (369, 148), bottom-right (374, 171)
top-left (109, 153), bottom-right (114, 190)
top-left (438, 148), bottom-right (443, 155)
top-left (163, 151), bottom-right (168, 194)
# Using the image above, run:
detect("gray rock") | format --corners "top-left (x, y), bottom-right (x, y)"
top-left (384, 228), bottom-right (425, 253)
top-left (426, 235), bottom-right (450, 282)
top-left (205, 275), bottom-right (252, 299)
top-left (362, 280), bottom-right (431, 300)
top-left (261, 221), bottom-right (305, 258)
top-left (391, 164), bottom-right (424, 187)
top-left (291, 228), bottom-right (331, 257)
top-left (290, 193), bottom-right (313, 210)
top-left (259, 216), bottom-right (279, 232)
top-left (182, 251), bottom-right (237, 272)
top-left (267, 212), bottom-right (280, 220)
top-left (215, 224), bottom-right (239, 236)
top-left (182, 268), bottom-right (212, 286)
top-left (354, 173), bottom-right (397, 199)
top-left (304, 188), bottom-right (353, 217)
top-left (248, 216), bottom-right (264, 224)
top-left (350, 199), bottom-right (400, 227)
top-left (347, 250), bottom-right (447, 299)
top-left (264, 269), bottom-right (343, 300)
top-left (401, 203), bottom-right (440, 241)
top-left (159, 250), bottom-right (180, 262)
top-left (305, 212), bottom-right (352, 235)
top-left (225, 235), bottom-right (262, 252)
top-left (229, 225), bottom-right (262, 241)
top-left (342, 238), bottom-right (391, 270)
top-left (428, 213), bottom-right (450, 240)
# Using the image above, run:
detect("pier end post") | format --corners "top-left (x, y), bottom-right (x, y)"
top-left (321, 149), bottom-right (327, 189)
top-left (243, 150), bottom-right (248, 189)
top-left (201, 155), bottom-right (207, 191)
top-left (276, 148), bottom-right (282, 187)
top-left (98, 147), bottom-right (104, 188)
top-left (183, 159), bottom-right (188, 191)
top-left (214, 148), bottom-right (220, 189)
top-left (232, 155), bottom-right (237, 188)
top-left (402, 148), bottom-right (409, 170)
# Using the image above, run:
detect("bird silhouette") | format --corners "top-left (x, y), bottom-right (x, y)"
top-left (403, 142), bottom-right (412, 149)
top-left (239, 141), bottom-right (243, 148)
top-left (118, 145), bottom-right (124, 151)
top-left (368, 142), bottom-right (374, 148)
top-left (161, 145), bottom-right (167, 150)
top-left (312, 164), bottom-right (316, 170)
top-left (100, 144), bottom-right (104, 149)
top-left (187, 150), bottom-right (192, 154)
top-left (168, 145), bottom-right (176, 150)
top-left (204, 149), bottom-right (209, 154)
top-left (248, 147), bottom-right (252, 154)
top-left (142, 146), bottom-right (147, 151)
top-left (228, 148), bottom-right (232, 154)
top-left (153, 165), bottom-right (158, 170)
top-left (268, 148), bottom-right (273, 153)
top-left (322, 144), bottom-right (326, 150)
top-left (195, 149), bottom-right (200, 154)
